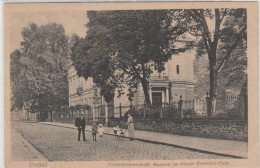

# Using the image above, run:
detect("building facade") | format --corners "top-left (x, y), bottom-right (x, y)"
top-left (68, 52), bottom-right (194, 120)
top-left (68, 63), bottom-right (109, 123)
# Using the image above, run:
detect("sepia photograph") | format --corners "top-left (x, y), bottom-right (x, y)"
top-left (4, 2), bottom-right (259, 168)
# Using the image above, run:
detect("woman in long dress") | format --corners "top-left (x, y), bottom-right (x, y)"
top-left (125, 113), bottom-right (135, 141)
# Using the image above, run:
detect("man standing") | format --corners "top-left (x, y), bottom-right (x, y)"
top-left (75, 115), bottom-right (80, 127)
top-left (75, 114), bottom-right (86, 141)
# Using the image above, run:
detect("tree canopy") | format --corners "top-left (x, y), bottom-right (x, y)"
top-left (71, 10), bottom-right (189, 104)
top-left (10, 23), bottom-right (70, 113)
top-left (172, 8), bottom-right (247, 116)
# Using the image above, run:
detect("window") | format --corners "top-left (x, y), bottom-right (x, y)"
top-left (176, 65), bottom-right (180, 74)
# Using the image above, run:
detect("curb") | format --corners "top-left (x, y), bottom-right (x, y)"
top-left (40, 122), bottom-right (245, 159)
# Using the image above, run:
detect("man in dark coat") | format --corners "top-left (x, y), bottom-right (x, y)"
top-left (75, 114), bottom-right (86, 141)
top-left (75, 115), bottom-right (80, 127)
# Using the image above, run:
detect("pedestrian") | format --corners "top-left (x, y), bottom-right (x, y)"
top-left (124, 112), bottom-right (135, 141)
top-left (92, 121), bottom-right (98, 141)
top-left (75, 115), bottom-right (80, 128)
top-left (98, 124), bottom-right (105, 138)
top-left (77, 114), bottom-right (86, 141)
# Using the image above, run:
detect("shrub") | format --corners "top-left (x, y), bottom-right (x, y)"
top-left (162, 105), bottom-right (180, 118)
top-left (183, 109), bottom-right (196, 118)
top-left (227, 108), bottom-right (243, 118)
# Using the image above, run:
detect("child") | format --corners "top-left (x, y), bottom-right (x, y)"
top-left (92, 121), bottom-right (98, 141)
top-left (113, 125), bottom-right (121, 135)
top-left (98, 124), bottom-right (105, 138)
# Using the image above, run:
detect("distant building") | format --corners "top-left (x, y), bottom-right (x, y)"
top-left (67, 64), bottom-right (108, 122)
top-left (68, 52), bottom-right (194, 121)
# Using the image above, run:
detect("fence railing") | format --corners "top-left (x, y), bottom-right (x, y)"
top-left (47, 94), bottom-right (247, 124)
top-left (194, 95), bottom-right (246, 118)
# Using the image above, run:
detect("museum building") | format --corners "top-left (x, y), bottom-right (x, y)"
top-left (68, 52), bottom-right (194, 120)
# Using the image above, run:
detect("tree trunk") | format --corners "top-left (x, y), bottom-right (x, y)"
top-left (140, 79), bottom-right (151, 105)
top-left (208, 53), bottom-right (217, 117)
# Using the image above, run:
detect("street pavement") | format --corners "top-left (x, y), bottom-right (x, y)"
top-left (41, 122), bottom-right (248, 158)
top-left (11, 127), bottom-right (48, 161)
top-left (12, 122), bottom-right (231, 161)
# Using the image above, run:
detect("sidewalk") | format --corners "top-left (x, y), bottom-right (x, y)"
top-left (40, 122), bottom-right (248, 158)
top-left (11, 127), bottom-right (48, 161)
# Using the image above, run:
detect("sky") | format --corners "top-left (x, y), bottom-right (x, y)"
top-left (8, 10), bottom-right (88, 53)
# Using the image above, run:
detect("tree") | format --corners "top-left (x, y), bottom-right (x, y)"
top-left (10, 23), bottom-right (70, 116)
top-left (71, 10), bottom-right (189, 104)
top-left (194, 46), bottom-right (247, 98)
top-left (172, 9), bottom-right (247, 117)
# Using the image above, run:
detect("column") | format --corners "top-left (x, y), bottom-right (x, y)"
top-left (162, 91), bottom-right (165, 104)
top-left (166, 87), bottom-right (169, 104)
top-left (93, 102), bottom-right (96, 121)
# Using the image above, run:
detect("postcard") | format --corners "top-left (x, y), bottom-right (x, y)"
top-left (4, 1), bottom-right (259, 168)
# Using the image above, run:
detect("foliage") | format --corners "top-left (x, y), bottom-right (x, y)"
top-left (126, 104), bottom-right (180, 119)
top-left (213, 109), bottom-right (243, 119)
top-left (10, 23), bottom-right (70, 113)
top-left (71, 10), bottom-right (190, 104)
top-left (183, 109), bottom-right (196, 118)
top-left (194, 48), bottom-right (247, 99)
top-left (70, 104), bottom-right (92, 110)
top-left (161, 105), bottom-right (180, 118)
top-left (171, 9), bottom-right (247, 116)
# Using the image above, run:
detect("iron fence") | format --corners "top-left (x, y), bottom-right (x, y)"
top-left (50, 94), bottom-right (247, 124)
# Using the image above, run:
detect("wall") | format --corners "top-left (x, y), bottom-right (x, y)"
top-left (11, 110), bottom-right (39, 121)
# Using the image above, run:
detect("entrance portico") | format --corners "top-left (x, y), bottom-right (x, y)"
top-left (149, 83), bottom-right (170, 106)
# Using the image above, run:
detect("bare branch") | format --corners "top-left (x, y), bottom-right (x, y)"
top-left (217, 26), bottom-right (247, 73)
top-left (202, 36), bottom-right (211, 54)
top-left (219, 9), bottom-right (227, 24)
top-left (120, 67), bottom-right (135, 76)
top-left (196, 10), bottom-right (212, 43)
top-left (141, 62), bottom-right (147, 80)
top-left (187, 28), bottom-right (203, 36)
top-left (131, 64), bottom-right (143, 80)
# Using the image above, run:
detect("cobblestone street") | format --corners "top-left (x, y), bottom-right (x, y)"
top-left (12, 122), bottom-right (231, 161)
